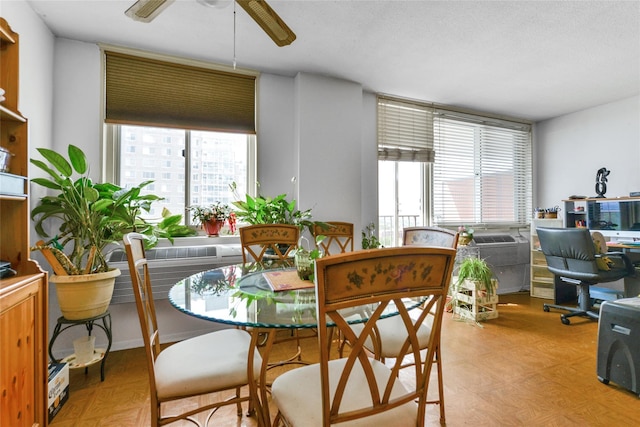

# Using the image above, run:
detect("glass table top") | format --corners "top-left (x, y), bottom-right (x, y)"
top-left (168, 260), bottom-right (423, 329)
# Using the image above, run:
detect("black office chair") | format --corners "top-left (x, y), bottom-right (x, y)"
top-left (537, 227), bottom-right (635, 325)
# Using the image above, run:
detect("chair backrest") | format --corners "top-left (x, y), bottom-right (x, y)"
top-left (403, 226), bottom-right (459, 249)
top-left (122, 233), bottom-right (161, 395)
top-left (314, 246), bottom-right (456, 425)
top-left (537, 227), bottom-right (601, 280)
top-left (313, 221), bottom-right (354, 255)
top-left (239, 224), bottom-right (300, 263)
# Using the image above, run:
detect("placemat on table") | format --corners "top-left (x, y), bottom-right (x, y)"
top-left (263, 270), bottom-right (314, 292)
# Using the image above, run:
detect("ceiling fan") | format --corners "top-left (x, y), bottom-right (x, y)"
top-left (125, 0), bottom-right (296, 47)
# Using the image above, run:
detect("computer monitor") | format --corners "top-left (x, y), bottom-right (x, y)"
top-left (588, 199), bottom-right (640, 241)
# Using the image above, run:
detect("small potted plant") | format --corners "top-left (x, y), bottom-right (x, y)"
top-left (229, 181), bottom-right (325, 236)
top-left (189, 202), bottom-right (237, 236)
top-left (450, 256), bottom-right (499, 321)
top-left (457, 225), bottom-right (474, 245)
top-left (361, 222), bottom-right (382, 249)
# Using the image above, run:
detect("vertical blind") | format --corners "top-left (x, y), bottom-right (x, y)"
top-left (104, 50), bottom-right (256, 134)
top-left (377, 95), bottom-right (532, 228)
top-left (377, 96), bottom-right (435, 162)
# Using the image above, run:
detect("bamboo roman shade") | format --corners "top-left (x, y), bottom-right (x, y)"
top-left (377, 96), bottom-right (435, 162)
top-left (104, 51), bottom-right (256, 133)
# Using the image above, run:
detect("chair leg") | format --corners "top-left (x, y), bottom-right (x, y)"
top-left (543, 284), bottom-right (599, 325)
top-left (423, 346), bottom-right (445, 423)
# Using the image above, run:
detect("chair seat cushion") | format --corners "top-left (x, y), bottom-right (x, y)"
top-left (351, 314), bottom-right (432, 359)
top-left (271, 357), bottom-right (417, 426)
top-left (154, 328), bottom-right (261, 400)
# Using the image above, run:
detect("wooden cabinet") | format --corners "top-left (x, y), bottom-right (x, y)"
top-left (0, 17), bottom-right (49, 426)
top-left (530, 218), bottom-right (563, 299)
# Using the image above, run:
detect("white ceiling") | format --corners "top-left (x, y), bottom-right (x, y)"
top-left (26, 0), bottom-right (640, 122)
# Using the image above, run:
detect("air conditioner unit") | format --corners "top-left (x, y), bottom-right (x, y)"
top-left (107, 244), bottom-right (243, 304)
top-left (474, 234), bottom-right (530, 295)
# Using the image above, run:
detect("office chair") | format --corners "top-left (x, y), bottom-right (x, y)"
top-left (271, 246), bottom-right (456, 427)
top-left (536, 227), bottom-right (635, 325)
top-left (313, 221), bottom-right (354, 255)
top-left (239, 224), bottom-right (300, 263)
top-left (123, 233), bottom-right (262, 427)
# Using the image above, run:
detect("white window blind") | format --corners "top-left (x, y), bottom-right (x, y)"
top-left (377, 96), bottom-right (435, 162)
top-left (432, 110), bottom-right (532, 227)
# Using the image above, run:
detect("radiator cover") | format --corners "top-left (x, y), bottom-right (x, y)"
top-left (107, 244), bottom-right (243, 304)
top-left (474, 234), bottom-right (530, 294)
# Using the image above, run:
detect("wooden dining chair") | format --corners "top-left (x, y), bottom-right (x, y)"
top-left (403, 225), bottom-right (460, 248)
top-left (313, 221), bottom-right (354, 255)
top-left (271, 246), bottom-right (456, 427)
top-left (122, 233), bottom-right (262, 427)
top-left (239, 224), bottom-right (300, 263)
top-left (347, 226), bottom-right (459, 423)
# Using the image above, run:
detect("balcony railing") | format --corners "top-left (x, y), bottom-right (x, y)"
top-left (378, 215), bottom-right (420, 247)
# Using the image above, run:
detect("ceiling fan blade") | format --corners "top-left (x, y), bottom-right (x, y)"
top-left (236, 0), bottom-right (296, 47)
top-left (125, 0), bottom-right (175, 23)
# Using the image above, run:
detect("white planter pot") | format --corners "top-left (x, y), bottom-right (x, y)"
top-left (50, 268), bottom-right (121, 320)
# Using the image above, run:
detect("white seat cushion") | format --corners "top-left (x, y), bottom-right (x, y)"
top-left (271, 357), bottom-right (417, 426)
top-left (154, 328), bottom-right (261, 400)
top-left (351, 315), bottom-right (432, 359)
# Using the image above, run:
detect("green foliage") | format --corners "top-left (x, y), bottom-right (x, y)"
top-left (361, 222), bottom-right (382, 249)
top-left (230, 182), bottom-right (325, 235)
top-left (456, 257), bottom-right (496, 295)
top-left (30, 145), bottom-right (194, 274)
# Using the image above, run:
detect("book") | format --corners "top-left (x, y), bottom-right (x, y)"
top-left (263, 270), bottom-right (315, 292)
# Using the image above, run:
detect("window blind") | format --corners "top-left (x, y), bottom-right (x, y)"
top-left (104, 50), bottom-right (256, 134)
top-left (432, 109), bottom-right (532, 227)
top-left (377, 96), bottom-right (435, 162)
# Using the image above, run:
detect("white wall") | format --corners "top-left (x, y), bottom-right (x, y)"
top-left (535, 95), bottom-right (640, 208)
top-left (295, 72), bottom-right (364, 239)
top-left (8, 0), bottom-right (638, 353)
top-left (8, 9), bottom-right (378, 352)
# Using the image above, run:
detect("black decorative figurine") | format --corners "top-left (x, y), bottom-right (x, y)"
top-left (595, 167), bottom-right (610, 198)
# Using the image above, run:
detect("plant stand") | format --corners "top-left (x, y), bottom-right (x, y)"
top-left (48, 311), bottom-right (112, 381)
top-left (451, 278), bottom-right (499, 321)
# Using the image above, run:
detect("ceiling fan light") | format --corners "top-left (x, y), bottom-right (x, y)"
top-left (197, 0), bottom-right (232, 8)
top-left (237, 0), bottom-right (296, 46)
top-left (125, 0), bottom-right (175, 22)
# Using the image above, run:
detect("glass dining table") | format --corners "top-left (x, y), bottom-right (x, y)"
top-left (168, 259), bottom-right (425, 426)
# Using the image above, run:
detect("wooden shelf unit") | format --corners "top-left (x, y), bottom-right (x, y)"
top-left (530, 218), bottom-right (563, 299)
top-left (0, 17), bottom-right (49, 427)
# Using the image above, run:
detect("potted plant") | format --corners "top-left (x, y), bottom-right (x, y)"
top-left (450, 256), bottom-right (499, 321)
top-left (457, 225), bottom-right (474, 246)
top-left (29, 144), bottom-right (174, 320)
top-left (361, 222), bottom-right (382, 249)
top-left (229, 182), bottom-right (325, 236)
top-left (189, 202), bottom-right (237, 236)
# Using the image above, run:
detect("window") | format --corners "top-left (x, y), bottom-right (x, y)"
top-left (432, 111), bottom-right (532, 227)
top-left (102, 48), bottom-right (258, 226)
top-left (377, 97), bottom-right (434, 246)
top-left (377, 96), bottom-right (532, 246)
top-left (108, 125), bottom-right (255, 224)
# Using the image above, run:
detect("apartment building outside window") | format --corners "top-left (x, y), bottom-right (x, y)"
top-left (109, 125), bottom-right (253, 224)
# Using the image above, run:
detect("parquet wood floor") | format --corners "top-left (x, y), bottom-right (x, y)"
top-left (49, 293), bottom-right (639, 427)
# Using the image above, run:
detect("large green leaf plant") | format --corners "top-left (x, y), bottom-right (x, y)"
top-left (30, 144), bottom-right (193, 274)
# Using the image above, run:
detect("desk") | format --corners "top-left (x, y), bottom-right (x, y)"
top-left (607, 243), bottom-right (640, 297)
top-left (168, 261), bottom-right (422, 426)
